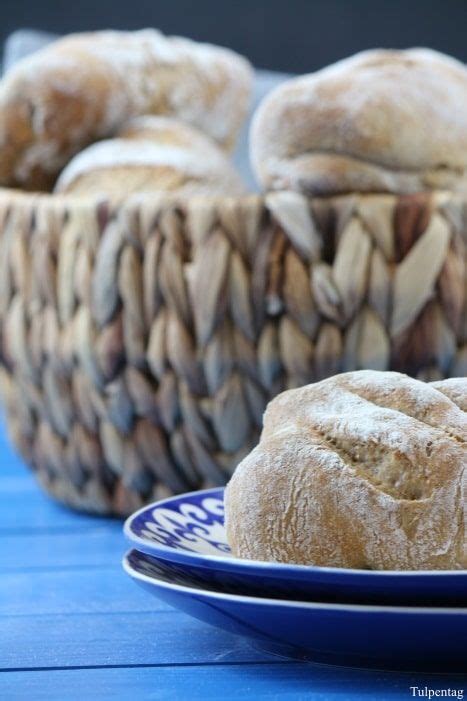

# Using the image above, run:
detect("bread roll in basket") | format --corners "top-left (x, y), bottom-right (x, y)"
top-left (0, 38), bottom-right (465, 515)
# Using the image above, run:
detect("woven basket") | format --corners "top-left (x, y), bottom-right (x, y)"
top-left (0, 188), bottom-right (465, 515)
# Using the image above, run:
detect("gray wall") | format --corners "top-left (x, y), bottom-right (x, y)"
top-left (1, 0), bottom-right (467, 72)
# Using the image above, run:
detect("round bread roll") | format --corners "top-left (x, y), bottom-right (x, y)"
top-left (431, 377), bottom-right (467, 412)
top-left (0, 29), bottom-right (252, 190)
top-left (225, 370), bottom-right (466, 570)
top-left (250, 48), bottom-right (467, 196)
top-left (54, 116), bottom-right (246, 198)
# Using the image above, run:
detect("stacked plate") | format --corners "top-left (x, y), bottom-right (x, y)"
top-left (123, 487), bottom-right (467, 672)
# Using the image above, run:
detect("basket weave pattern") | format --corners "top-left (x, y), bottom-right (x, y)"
top-left (0, 189), bottom-right (465, 515)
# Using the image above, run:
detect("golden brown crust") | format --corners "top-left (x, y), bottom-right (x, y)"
top-left (250, 49), bottom-right (467, 196)
top-left (431, 377), bottom-right (467, 411)
top-left (54, 116), bottom-right (246, 198)
top-left (225, 370), bottom-right (466, 570)
top-left (0, 29), bottom-right (253, 190)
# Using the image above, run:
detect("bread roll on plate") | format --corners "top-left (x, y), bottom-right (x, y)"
top-left (431, 377), bottom-right (467, 412)
top-left (0, 29), bottom-right (252, 190)
top-left (225, 370), bottom-right (466, 571)
top-left (54, 116), bottom-right (246, 198)
top-left (250, 48), bottom-right (467, 195)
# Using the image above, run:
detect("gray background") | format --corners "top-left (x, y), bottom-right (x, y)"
top-left (1, 0), bottom-right (467, 73)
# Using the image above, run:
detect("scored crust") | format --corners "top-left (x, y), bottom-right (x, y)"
top-left (0, 29), bottom-right (253, 190)
top-left (54, 116), bottom-right (246, 198)
top-left (225, 370), bottom-right (466, 570)
top-left (250, 48), bottom-right (467, 196)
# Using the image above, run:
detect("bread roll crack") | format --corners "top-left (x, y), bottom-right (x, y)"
top-left (225, 370), bottom-right (466, 569)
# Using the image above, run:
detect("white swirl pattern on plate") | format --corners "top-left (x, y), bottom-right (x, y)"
top-left (139, 496), bottom-right (232, 556)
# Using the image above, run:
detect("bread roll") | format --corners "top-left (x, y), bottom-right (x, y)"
top-left (225, 370), bottom-right (466, 570)
top-left (431, 377), bottom-right (467, 411)
top-left (0, 29), bottom-right (253, 190)
top-left (250, 49), bottom-right (467, 196)
top-left (54, 116), bottom-right (246, 198)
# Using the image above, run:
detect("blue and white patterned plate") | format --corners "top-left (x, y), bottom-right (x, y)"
top-left (123, 549), bottom-right (467, 672)
top-left (123, 488), bottom-right (467, 605)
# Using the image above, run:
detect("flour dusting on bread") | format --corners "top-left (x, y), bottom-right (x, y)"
top-left (225, 370), bottom-right (466, 570)
top-left (0, 29), bottom-right (253, 190)
top-left (250, 48), bottom-right (467, 195)
top-left (55, 116), bottom-right (246, 197)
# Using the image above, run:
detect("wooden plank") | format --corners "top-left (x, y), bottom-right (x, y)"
top-left (0, 662), bottom-right (458, 701)
top-left (0, 567), bottom-right (160, 616)
top-left (0, 426), bottom-right (29, 478)
top-left (0, 457), bottom-right (29, 478)
top-left (0, 527), bottom-right (124, 572)
top-left (0, 423), bottom-right (112, 534)
top-left (0, 458), bottom-right (108, 535)
top-left (0, 487), bottom-right (114, 533)
top-left (0, 474), bottom-right (38, 494)
top-left (0, 611), bottom-right (273, 669)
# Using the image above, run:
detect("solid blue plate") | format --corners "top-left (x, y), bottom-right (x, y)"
top-left (123, 549), bottom-right (467, 672)
top-left (123, 488), bottom-right (467, 605)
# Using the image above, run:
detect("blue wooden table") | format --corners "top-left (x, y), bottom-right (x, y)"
top-left (1, 422), bottom-right (465, 700)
